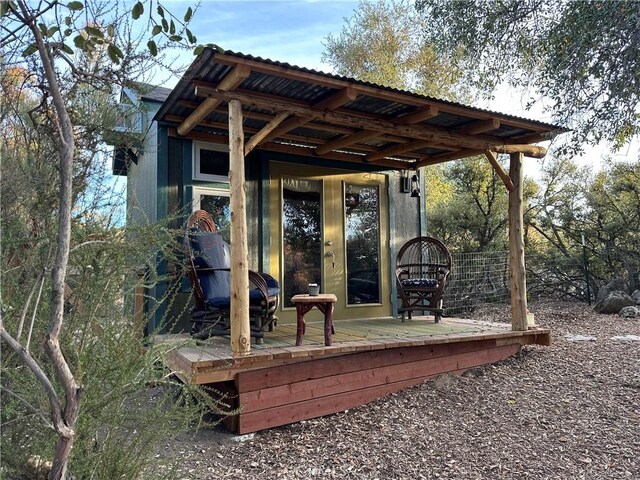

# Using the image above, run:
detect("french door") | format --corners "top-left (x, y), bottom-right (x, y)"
top-left (269, 162), bottom-right (390, 323)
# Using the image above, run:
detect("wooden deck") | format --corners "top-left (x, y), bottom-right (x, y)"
top-left (159, 316), bottom-right (551, 434)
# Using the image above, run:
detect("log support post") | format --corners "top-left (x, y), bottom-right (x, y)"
top-left (508, 152), bottom-right (530, 330)
top-left (228, 99), bottom-right (251, 354)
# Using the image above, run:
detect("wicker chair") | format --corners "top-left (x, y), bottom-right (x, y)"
top-left (185, 210), bottom-right (279, 343)
top-left (395, 236), bottom-right (452, 322)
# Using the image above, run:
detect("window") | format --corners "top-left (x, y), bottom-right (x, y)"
top-left (192, 187), bottom-right (231, 240)
top-left (193, 141), bottom-right (229, 182)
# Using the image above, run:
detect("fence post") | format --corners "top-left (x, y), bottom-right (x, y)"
top-left (581, 233), bottom-right (591, 305)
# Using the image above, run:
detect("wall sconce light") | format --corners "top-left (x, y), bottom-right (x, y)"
top-left (410, 172), bottom-right (420, 198)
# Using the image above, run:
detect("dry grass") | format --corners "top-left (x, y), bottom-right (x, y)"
top-left (158, 301), bottom-right (640, 479)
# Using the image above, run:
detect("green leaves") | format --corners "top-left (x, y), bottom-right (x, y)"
top-left (184, 6), bottom-right (193, 22)
top-left (84, 25), bottom-right (103, 38)
top-left (67, 1), bottom-right (84, 10)
top-left (1, 0), bottom-right (16, 17)
top-left (185, 28), bottom-right (196, 44)
top-left (147, 39), bottom-right (158, 57)
top-left (73, 35), bottom-right (85, 49)
top-left (107, 44), bottom-right (124, 64)
top-left (132, 1), bottom-right (144, 20)
top-left (22, 43), bottom-right (38, 57)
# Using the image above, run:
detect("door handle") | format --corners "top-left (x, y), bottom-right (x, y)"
top-left (326, 251), bottom-right (335, 268)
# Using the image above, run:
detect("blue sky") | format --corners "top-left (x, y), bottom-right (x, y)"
top-left (162, 0), bottom-right (359, 81)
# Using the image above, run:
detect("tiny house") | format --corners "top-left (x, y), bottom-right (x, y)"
top-left (114, 49), bottom-right (559, 432)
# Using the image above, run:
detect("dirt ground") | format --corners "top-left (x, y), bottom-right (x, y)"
top-left (157, 301), bottom-right (640, 479)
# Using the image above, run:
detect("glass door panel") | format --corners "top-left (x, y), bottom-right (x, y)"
top-left (345, 183), bottom-right (381, 305)
top-left (282, 178), bottom-right (322, 307)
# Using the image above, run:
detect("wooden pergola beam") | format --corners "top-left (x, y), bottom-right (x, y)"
top-left (397, 106), bottom-right (439, 124)
top-left (315, 129), bottom-right (379, 155)
top-left (228, 99), bottom-right (251, 355)
top-left (485, 150), bottom-right (515, 192)
top-left (245, 112), bottom-right (289, 155)
top-left (175, 100), bottom-right (424, 144)
top-left (167, 127), bottom-right (413, 169)
top-left (166, 115), bottom-right (382, 152)
top-left (177, 65), bottom-right (251, 136)
top-left (317, 105), bottom-right (441, 157)
top-left (254, 87), bottom-right (358, 148)
top-left (367, 140), bottom-right (445, 162)
top-left (456, 118), bottom-right (501, 135)
top-left (314, 87), bottom-right (357, 110)
top-left (416, 142), bottom-right (547, 167)
top-left (194, 86), bottom-right (547, 155)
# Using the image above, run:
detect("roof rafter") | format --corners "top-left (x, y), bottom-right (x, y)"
top-left (176, 64), bottom-right (251, 136)
top-left (456, 118), bottom-right (501, 135)
top-left (315, 106), bottom-right (440, 157)
top-left (254, 87), bottom-right (358, 148)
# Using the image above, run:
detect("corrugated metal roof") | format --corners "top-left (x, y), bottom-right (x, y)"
top-left (152, 48), bottom-right (565, 167)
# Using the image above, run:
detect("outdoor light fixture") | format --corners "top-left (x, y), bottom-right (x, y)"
top-left (410, 172), bottom-right (420, 198)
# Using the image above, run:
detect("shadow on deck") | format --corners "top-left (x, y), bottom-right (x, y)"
top-left (158, 316), bottom-right (551, 433)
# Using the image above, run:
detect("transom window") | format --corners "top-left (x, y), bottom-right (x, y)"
top-left (193, 141), bottom-right (229, 182)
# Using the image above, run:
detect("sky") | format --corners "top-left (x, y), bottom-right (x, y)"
top-left (161, 0), bottom-right (358, 79)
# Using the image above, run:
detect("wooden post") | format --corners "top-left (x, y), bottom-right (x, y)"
top-left (508, 152), bottom-right (529, 330)
top-left (228, 99), bottom-right (251, 354)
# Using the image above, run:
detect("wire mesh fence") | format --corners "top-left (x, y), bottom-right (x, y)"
top-left (444, 249), bottom-right (640, 315)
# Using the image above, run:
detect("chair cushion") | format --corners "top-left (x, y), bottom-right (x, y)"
top-left (189, 231), bottom-right (231, 305)
top-left (401, 278), bottom-right (439, 289)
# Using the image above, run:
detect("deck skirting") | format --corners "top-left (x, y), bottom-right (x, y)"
top-left (220, 337), bottom-right (529, 433)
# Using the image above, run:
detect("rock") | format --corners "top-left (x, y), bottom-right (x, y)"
top-left (593, 290), bottom-right (635, 314)
top-left (631, 290), bottom-right (640, 305)
top-left (565, 334), bottom-right (596, 342)
top-left (611, 334), bottom-right (640, 341)
top-left (618, 305), bottom-right (640, 319)
top-left (596, 278), bottom-right (629, 303)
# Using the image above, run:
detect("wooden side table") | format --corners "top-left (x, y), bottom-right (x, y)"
top-left (291, 294), bottom-right (337, 346)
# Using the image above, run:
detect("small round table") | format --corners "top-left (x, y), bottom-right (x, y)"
top-left (291, 293), bottom-right (337, 346)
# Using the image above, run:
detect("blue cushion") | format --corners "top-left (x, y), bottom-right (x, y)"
top-left (401, 278), bottom-right (439, 289)
top-left (189, 231), bottom-right (231, 306)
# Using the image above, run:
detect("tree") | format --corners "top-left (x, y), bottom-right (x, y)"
top-left (0, 2), bottom-right (202, 478)
top-left (524, 155), bottom-right (640, 298)
top-left (426, 157), bottom-right (537, 252)
top-left (417, 0), bottom-right (640, 150)
top-left (323, 0), bottom-right (471, 101)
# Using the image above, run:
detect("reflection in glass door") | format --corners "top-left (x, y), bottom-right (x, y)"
top-left (345, 183), bottom-right (381, 304)
top-left (193, 188), bottom-right (231, 240)
top-left (282, 178), bottom-right (322, 307)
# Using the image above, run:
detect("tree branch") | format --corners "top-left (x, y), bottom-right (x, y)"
top-left (0, 325), bottom-right (72, 438)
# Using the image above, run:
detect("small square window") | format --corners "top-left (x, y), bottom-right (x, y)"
top-left (193, 141), bottom-right (229, 182)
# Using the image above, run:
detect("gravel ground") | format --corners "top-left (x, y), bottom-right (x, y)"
top-left (158, 301), bottom-right (640, 479)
